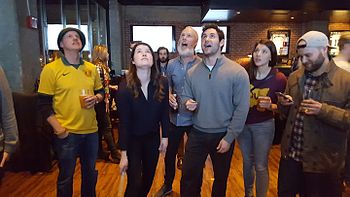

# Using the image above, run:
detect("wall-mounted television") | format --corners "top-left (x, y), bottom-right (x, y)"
top-left (47, 24), bottom-right (90, 51)
top-left (192, 26), bottom-right (229, 53)
top-left (131, 25), bottom-right (176, 52)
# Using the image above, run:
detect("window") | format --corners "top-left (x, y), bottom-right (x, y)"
top-left (47, 24), bottom-right (90, 51)
top-left (131, 26), bottom-right (175, 52)
top-left (193, 26), bottom-right (229, 53)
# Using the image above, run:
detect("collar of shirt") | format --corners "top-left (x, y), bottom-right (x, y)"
top-left (177, 55), bottom-right (199, 66)
top-left (61, 55), bottom-right (84, 68)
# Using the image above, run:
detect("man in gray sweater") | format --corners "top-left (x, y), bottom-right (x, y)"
top-left (0, 65), bottom-right (19, 181)
top-left (180, 24), bottom-right (250, 196)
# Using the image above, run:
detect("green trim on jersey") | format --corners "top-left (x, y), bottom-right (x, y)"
top-left (38, 58), bottom-right (103, 134)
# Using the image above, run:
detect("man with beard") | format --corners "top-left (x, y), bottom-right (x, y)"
top-left (155, 26), bottom-right (202, 197)
top-left (277, 31), bottom-right (350, 197)
top-left (157, 47), bottom-right (169, 76)
top-left (181, 24), bottom-right (250, 196)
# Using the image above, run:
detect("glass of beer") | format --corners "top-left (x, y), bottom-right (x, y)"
top-left (257, 96), bottom-right (270, 112)
top-left (79, 89), bottom-right (91, 108)
top-left (300, 89), bottom-right (312, 113)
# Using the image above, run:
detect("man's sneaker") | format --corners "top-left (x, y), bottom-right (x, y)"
top-left (155, 184), bottom-right (172, 197)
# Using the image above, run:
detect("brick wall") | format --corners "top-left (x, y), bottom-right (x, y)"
top-left (228, 22), bottom-right (303, 61)
top-left (120, 6), bottom-right (349, 68)
top-left (122, 20), bottom-right (304, 67)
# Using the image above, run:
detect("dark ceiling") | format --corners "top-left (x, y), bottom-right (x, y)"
top-left (117, 0), bottom-right (350, 23)
top-left (118, 0), bottom-right (350, 9)
top-left (117, 0), bottom-right (203, 6)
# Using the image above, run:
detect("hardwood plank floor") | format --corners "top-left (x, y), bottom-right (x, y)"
top-left (0, 144), bottom-right (281, 197)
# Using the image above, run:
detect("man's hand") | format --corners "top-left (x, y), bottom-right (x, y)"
top-left (216, 139), bottom-right (231, 153)
top-left (278, 94), bottom-right (294, 106)
top-left (0, 152), bottom-right (9, 167)
top-left (158, 138), bottom-right (168, 155)
top-left (119, 151), bottom-right (128, 174)
top-left (300, 99), bottom-right (322, 115)
top-left (169, 93), bottom-right (178, 110)
top-left (185, 99), bottom-right (198, 111)
top-left (83, 95), bottom-right (98, 109)
top-left (56, 130), bottom-right (69, 139)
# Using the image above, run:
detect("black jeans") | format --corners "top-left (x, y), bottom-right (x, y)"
top-left (343, 136), bottom-right (350, 183)
top-left (125, 133), bottom-right (160, 197)
top-left (180, 128), bottom-right (234, 197)
top-left (278, 156), bottom-right (342, 197)
top-left (164, 123), bottom-right (192, 187)
top-left (0, 152), bottom-right (4, 182)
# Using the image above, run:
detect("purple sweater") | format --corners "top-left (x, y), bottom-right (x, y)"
top-left (246, 68), bottom-right (287, 124)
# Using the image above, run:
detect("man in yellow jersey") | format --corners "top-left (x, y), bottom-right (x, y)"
top-left (38, 27), bottom-right (104, 197)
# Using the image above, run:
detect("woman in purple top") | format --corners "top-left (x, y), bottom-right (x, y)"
top-left (238, 40), bottom-right (287, 197)
top-left (117, 42), bottom-right (169, 197)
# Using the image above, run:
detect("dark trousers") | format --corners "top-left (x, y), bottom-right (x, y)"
top-left (278, 157), bottom-right (342, 197)
top-left (95, 101), bottom-right (118, 154)
top-left (180, 128), bottom-right (234, 197)
top-left (164, 123), bottom-right (191, 187)
top-left (177, 135), bottom-right (185, 159)
top-left (125, 133), bottom-right (160, 197)
top-left (343, 136), bottom-right (350, 183)
top-left (53, 132), bottom-right (98, 197)
top-left (0, 152), bottom-right (4, 182)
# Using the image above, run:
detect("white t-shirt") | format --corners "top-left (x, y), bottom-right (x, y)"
top-left (333, 56), bottom-right (350, 73)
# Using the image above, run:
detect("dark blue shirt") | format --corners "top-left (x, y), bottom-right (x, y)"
top-left (116, 77), bottom-right (170, 150)
top-left (166, 56), bottom-right (202, 126)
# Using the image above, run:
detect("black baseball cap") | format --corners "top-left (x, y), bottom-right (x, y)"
top-left (57, 27), bottom-right (86, 52)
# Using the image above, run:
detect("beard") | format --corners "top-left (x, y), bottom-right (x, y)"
top-left (304, 52), bottom-right (325, 72)
top-left (177, 44), bottom-right (194, 57)
top-left (159, 57), bottom-right (168, 63)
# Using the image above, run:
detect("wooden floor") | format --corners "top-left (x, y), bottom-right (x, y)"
top-left (0, 144), bottom-right (281, 197)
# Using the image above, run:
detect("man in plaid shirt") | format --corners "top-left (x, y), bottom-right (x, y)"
top-left (277, 31), bottom-right (350, 197)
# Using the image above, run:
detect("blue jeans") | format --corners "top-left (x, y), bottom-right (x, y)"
top-left (53, 132), bottom-right (98, 197)
top-left (237, 119), bottom-right (275, 197)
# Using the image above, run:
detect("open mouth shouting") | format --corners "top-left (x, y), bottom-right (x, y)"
top-left (203, 43), bottom-right (212, 50)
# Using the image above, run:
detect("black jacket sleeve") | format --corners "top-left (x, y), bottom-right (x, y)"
top-left (37, 93), bottom-right (55, 120)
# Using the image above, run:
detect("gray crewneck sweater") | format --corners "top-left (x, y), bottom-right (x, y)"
top-left (0, 66), bottom-right (18, 154)
top-left (182, 55), bottom-right (250, 143)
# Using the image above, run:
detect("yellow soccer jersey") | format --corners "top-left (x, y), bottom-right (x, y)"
top-left (38, 58), bottom-right (103, 134)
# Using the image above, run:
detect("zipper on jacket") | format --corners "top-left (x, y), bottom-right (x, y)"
top-left (204, 58), bottom-right (218, 80)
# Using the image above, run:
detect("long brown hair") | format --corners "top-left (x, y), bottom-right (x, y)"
top-left (126, 42), bottom-right (165, 102)
top-left (247, 40), bottom-right (277, 81)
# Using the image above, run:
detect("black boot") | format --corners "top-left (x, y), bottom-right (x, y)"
top-left (104, 132), bottom-right (120, 164)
